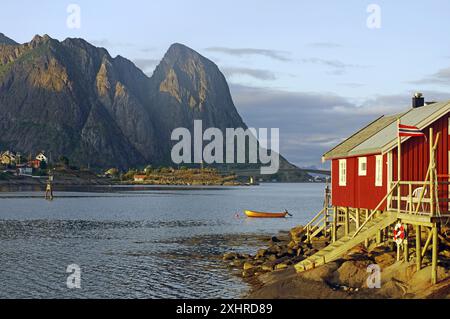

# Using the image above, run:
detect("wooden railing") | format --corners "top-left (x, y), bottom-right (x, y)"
top-left (352, 181), bottom-right (399, 238)
top-left (304, 207), bottom-right (330, 242)
top-left (390, 181), bottom-right (434, 216)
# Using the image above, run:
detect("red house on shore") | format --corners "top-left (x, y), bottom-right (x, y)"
top-left (323, 94), bottom-right (450, 213)
top-left (295, 94), bottom-right (449, 284)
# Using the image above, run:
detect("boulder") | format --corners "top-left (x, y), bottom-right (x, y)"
top-left (255, 248), bottom-right (267, 259)
top-left (261, 264), bottom-right (274, 272)
top-left (268, 244), bottom-right (282, 254)
top-left (270, 236), bottom-right (282, 243)
top-left (290, 226), bottom-right (304, 243)
top-left (287, 240), bottom-right (297, 249)
top-left (243, 262), bottom-right (255, 270)
top-left (330, 260), bottom-right (373, 288)
top-left (223, 252), bottom-right (238, 261)
top-left (301, 261), bottom-right (340, 282)
top-left (229, 259), bottom-right (245, 268)
top-left (275, 263), bottom-right (288, 270)
top-left (374, 252), bottom-right (396, 267)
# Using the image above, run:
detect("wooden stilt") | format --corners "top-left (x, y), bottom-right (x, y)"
top-left (376, 210), bottom-right (382, 244)
top-left (431, 224), bottom-right (438, 284)
top-left (404, 224), bottom-right (409, 262)
top-left (422, 228), bottom-right (433, 258)
top-left (344, 207), bottom-right (349, 237)
top-left (332, 206), bottom-right (337, 243)
top-left (416, 225), bottom-right (421, 271)
top-left (364, 209), bottom-right (369, 247)
top-left (355, 208), bottom-right (360, 230)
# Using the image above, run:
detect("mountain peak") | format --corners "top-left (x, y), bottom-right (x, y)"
top-left (29, 34), bottom-right (52, 47)
top-left (162, 43), bottom-right (212, 67)
top-left (0, 33), bottom-right (18, 45)
top-left (167, 42), bottom-right (196, 54)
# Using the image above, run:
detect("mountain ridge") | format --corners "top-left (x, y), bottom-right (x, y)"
top-left (0, 33), bottom-right (18, 45)
top-left (0, 33), bottom-right (310, 181)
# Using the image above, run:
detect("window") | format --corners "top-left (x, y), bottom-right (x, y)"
top-left (339, 159), bottom-right (347, 186)
top-left (375, 155), bottom-right (383, 187)
top-left (358, 157), bottom-right (367, 176)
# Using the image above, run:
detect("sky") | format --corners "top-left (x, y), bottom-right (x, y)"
top-left (1, 0), bottom-right (450, 168)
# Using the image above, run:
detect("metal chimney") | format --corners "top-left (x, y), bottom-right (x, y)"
top-left (412, 92), bottom-right (425, 108)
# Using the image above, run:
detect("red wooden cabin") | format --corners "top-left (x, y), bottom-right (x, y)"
top-left (323, 95), bottom-right (450, 213)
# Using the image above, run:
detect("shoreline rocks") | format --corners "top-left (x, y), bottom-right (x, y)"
top-left (224, 224), bottom-right (450, 299)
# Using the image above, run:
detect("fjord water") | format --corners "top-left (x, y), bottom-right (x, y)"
top-left (0, 183), bottom-right (323, 298)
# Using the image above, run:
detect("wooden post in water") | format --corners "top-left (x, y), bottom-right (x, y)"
top-left (45, 174), bottom-right (53, 200)
top-left (416, 225), bottom-right (422, 271)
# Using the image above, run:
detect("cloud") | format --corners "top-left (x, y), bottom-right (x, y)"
top-left (230, 84), bottom-right (369, 167)
top-left (301, 58), bottom-right (366, 75)
top-left (410, 67), bottom-right (450, 86)
top-left (229, 84), bottom-right (450, 167)
top-left (222, 67), bottom-right (277, 81)
top-left (204, 47), bottom-right (291, 62)
top-left (308, 42), bottom-right (342, 49)
top-left (133, 58), bottom-right (160, 75)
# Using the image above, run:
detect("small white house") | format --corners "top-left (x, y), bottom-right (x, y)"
top-left (36, 152), bottom-right (48, 163)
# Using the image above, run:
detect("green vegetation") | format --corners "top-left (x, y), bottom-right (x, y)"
top-left (121, 167), bottom-right (239, 186)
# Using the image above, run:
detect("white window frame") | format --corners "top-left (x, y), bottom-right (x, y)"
top-left (339, 159), bottom-right (347, 186)
top-left (375, 155), bottom-right (383, 187)
top-left (358, 157), bottom-right (367, 176)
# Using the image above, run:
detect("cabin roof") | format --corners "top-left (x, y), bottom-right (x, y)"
top-left (322, 114), bottom-right (402, 160)
top-left (323, 99), bottom-right (450, 160)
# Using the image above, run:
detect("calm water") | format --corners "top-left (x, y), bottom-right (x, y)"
top-left (0, 183), bottom-right (324, 299)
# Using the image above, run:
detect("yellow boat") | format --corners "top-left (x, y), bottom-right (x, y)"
top-left (244, 210), bottom-right (290, 218)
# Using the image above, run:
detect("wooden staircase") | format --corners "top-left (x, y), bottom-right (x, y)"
top-left (295, 211), bottom-right (397, 272)
top-left (302, 206), bottom-right (334, 243)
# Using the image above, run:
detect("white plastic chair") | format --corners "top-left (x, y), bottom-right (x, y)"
top-left (406, 187), bottom-right (427, 213)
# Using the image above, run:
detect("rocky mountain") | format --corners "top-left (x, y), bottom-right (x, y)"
top-left (0, 34), bottom-right (311, 181)
top-left (0, 33), bottom-right (18, 45)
